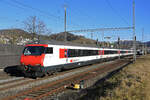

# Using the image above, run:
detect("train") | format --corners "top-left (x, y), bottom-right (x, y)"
top-left (19, 42), bottom-right (133, 78)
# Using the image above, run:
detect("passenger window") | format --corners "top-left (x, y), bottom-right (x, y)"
top-left (45, 47), bottom-right (53, 54)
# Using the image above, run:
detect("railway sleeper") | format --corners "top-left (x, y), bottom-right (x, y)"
top-left (26, 93), bottom-right (43, 96)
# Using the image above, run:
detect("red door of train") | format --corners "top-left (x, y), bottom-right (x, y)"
top-left (59, 48), bottom-right (68, 63)
top-left (99, 49), bottom-right (104, 58)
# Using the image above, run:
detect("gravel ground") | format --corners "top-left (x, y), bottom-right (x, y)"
top-left (42, 72), bottom-right (108, 100)
top-left (0, 78), bottom-right (32, 89)
top-left (0, 70), bottom-right (12, 80)
top-left (0, 77), bottom-right (24, 84)
top-left (0, 61), bottom-right (115, 99)
top-left (42, 61), bottom-right (130, 100)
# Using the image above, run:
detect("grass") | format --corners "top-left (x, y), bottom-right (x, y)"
top-left (78, 55), bottom-right (150, 100)
top-left (101, 55), bottom-right (150, 100)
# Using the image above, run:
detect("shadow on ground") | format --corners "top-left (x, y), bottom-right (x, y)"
top-left (77, 79), bottom-right (120, 100)
top-left (4, 65), bottom-right (24, 77)
top-left (56, 78), bottom-right (120, 100)
top-left (58, 62), bottom-right (132, 100)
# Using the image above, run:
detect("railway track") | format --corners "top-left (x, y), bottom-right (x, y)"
top-left (0, 61), bottom-right (105, 93)
top-left (1, 58), bottom-right (132, 100)
top-left (0, 72), bottom-right (17, 80)
top-left (0, 60), bottom-right (116, 99)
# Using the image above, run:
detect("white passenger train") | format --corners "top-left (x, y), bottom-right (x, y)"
top-left (19, 42), bottom-right (133, 77)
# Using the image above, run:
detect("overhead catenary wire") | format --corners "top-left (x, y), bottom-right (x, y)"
top-left (0, 0), bottom-right (67, 33)
top-left (6, 0), bottom-right (63, 21)
top-left (105, 0), bottom-right (130, 26)
top-left (0, 0), bottom-right (28, 12)
top-left (1, 0), bottom-right (134, 35)
top-left (68, 6), bottom-right (100, 28)
top-left (62, 0), bottom-right (103, 31)
top-left (67, 27), bottom-right (133, 33)
top-left (1, 0), bottom-right (93, 29)
top-left (61, 5), bottom-right (90, 30)
top-left (9, 0), bottom-right (89, 32)
top-left (0, 0), bottom-right (85, 33)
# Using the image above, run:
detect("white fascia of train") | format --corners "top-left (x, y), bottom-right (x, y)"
top-left (19, 43), bottom-right (133, 77)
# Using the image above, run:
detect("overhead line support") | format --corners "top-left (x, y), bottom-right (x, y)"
top-left (67, 27), bottom-right (133, 33)
top-left (64, 5), bottom-right (67, 42)
top-left (133, 0), bottom-right (136, 61)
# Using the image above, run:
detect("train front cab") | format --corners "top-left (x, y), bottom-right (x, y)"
top-left (19, 44), bottom-right (53, 77)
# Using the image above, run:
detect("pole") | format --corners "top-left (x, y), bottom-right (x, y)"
top-left (133, 0), bottom-right (136, 61)
top-left (118, 37), bottom-right (120, 59)
top-left (91, 33), bottom-right (93, 39)
top-left (145, 43), bottom-right (147, 55)
top-left (142, 28), bottom-right (144, 55)
top-left (64, 5), bottom-right (67, 41)
top-left (102, 31), bottom-right (104, 47)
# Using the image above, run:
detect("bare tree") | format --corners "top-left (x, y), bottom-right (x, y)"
top-left (23, 16), bottom-right (49, 40)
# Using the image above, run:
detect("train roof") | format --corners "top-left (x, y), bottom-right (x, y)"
top-left (28, 40), bottom-right (99, 47)
top-left (28, 40), bottom-right (132, 50)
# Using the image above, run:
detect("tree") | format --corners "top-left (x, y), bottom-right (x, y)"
top-left (23, 16), bottom-right (50, 40)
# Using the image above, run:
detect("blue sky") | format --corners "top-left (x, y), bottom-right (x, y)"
top-left (0, 0), bottom-right (149, 42)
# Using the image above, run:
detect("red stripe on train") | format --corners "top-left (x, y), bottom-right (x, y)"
top-left (118, 50), bottom-right (120, 54)
top-left (99, 50), bottom-right (103, 55)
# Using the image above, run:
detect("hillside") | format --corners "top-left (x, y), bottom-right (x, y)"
top-left (49, 32), bottom-right (83, 41)
top-left (0, 29), bottom-right (149, 49)
top-left (0, 29), bottom-right (98, 46)
top-left (49, 32), bottom-right (99, 45)
top-left (0, 29), bottom-right (33, 45)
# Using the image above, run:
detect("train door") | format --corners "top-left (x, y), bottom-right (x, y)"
top-left (99, 49), bottom-right (103, 58)
top-left (59, 48), bottom-right (68, 64)
top-left (64, 49), bottom-right (68, 63)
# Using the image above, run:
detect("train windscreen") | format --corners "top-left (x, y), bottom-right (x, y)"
top-left (23, 46), bottom-right (45, 55)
